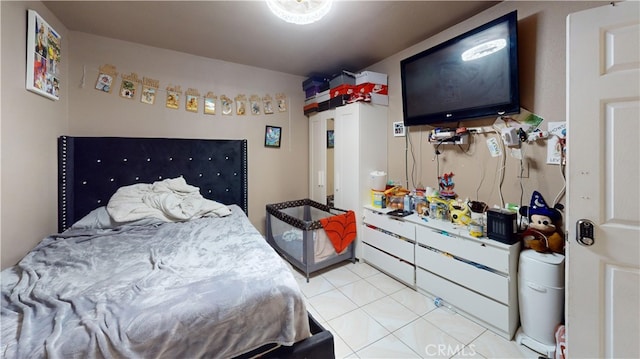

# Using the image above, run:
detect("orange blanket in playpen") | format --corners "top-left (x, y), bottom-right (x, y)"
top-left (319, 210), bottom-right (356, 253)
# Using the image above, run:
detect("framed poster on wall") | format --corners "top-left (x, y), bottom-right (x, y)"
top-left (26, 9), bottom-right (61, 101)
top-left (265, 126), bottom-right (282, 148)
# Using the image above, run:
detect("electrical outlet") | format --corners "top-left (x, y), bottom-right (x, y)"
top-left (517, 160), bottom-right (529, 178)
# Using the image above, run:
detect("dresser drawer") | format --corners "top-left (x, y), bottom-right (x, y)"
top-left (415, 245), bottom-right (510, 304)
top-left (416, 226), bottom-right (509, 273)
top-left (417, 268), bottom-right (510, 337)
top-left (363, 225), bottom-right (414, 263)
top-left (364, 243), bottom-right (415, 286)
top-left (363, 209), bottom-right (415, 240)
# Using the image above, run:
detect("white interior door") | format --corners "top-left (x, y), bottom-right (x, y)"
top-left (334, 104), bottom-right (360, 210)
top-left (566, 2), bottom-right (640, 358)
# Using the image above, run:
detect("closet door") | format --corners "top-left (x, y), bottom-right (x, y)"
top-left (333, 105), bottom-right (360, 210)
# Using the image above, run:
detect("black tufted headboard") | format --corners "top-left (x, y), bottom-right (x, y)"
top-left (58, 136), bottom-right (248, 232)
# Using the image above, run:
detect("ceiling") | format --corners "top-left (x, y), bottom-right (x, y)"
top-left (43, 0), bottom-right (500, 78)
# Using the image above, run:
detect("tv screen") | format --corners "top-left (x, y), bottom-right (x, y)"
top-left (401, 11), bottom-right (520, 126)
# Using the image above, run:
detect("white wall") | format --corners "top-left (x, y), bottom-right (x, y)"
top-left (1, 1), bottom-right (69, 269)
top-left (66, 31), bottom-right (309, 231)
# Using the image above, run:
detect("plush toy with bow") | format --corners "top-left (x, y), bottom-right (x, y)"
top-left (518, 191), bottom-right (565, 254)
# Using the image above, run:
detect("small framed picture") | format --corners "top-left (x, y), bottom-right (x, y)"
top-left (166, 91), bottom-right (180, 109)
top-left (119, 79), bottom-right (137, 99)
top-left (250, 95), bottom-right (261, 115)
top-left (204, 96), bottom-right (216, 115)
top-left (327, 130), bottom-right (334, 148)
top-left (140, 85), bottom-right (157, 105)
top-left (95, 73), bottom-right (114, 93)
top-left (265, 125), bottom-right (282, 148)
top-left (220, 95), bottom-right (233, 115)
top-left (263, 95), bottom-right (274, 114)
top-left (141, 77), bottom-right (159, 105)
top-left (393, 121), bottom-right (406, 137)
top-left (185, 94), bottom-right (198, 112)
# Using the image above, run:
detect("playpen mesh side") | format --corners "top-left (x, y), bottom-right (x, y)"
top-left (266, 199), bottom-right (351, 264)
top-left (266, 198), bottom-right (347, 230)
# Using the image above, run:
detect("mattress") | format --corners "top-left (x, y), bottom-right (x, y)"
top-left (1, 205), bottom-right (311, 358)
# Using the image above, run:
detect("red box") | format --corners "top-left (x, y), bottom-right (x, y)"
top-left (356, 83), bottom-right (388, 95)
top-left (331, 84), bottom-right (356, 98)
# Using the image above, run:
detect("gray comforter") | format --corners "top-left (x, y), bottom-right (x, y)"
top-left (1, 205), bottom-right (311, 358)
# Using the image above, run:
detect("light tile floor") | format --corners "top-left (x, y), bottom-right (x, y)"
top-left (285, 260), bottom-right (542, 359)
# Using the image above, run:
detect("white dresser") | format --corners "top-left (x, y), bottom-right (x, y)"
top-left (362, 206), bottom-right (521, 340)
top-left (362, 208), bottom-right (416, 286)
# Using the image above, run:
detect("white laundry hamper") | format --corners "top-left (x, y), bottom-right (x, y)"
top-left (516, 249), bottom-right (565, 358)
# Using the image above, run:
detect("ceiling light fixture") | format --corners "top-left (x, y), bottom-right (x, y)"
top-left (266, 0), bottom-right (333, 25)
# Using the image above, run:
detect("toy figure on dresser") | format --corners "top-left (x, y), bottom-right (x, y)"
top-left (438, 172), bottom-right (456, 199)
top-left (518, 191), bottom-right (565, 254)
top-left (449, 200), bottom-right (472, 225)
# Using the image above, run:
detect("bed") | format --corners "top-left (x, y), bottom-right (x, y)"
top-left (266, 199), bottom-right (356, 282)
top-left (1, 136), bottom-right (334, 359)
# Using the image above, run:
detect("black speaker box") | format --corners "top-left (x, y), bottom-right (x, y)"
top-left (486, 209), bottom-right (518, 244)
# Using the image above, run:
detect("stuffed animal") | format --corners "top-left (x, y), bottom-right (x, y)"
top-left (519, 191), bottom-right (565, 254)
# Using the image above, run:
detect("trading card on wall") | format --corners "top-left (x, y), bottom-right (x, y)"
top-left (166, 91), bottom-right (179, 109)
top-left (250, 95), bottom-right (261, 115)
top-left (276, 93), bottom-right (287, 112)
top-left (141, 86), bottom-right (156, 104)
top-left (186, 95), bottom-right (198, 112)
top-left (235, 94), bottom-right (247, 115)
top-left (140, 77), bottom-right (159, 105)
top-left (120, 80), bottom-right (136, 99)
top-left (165, 85), bottom-right (182, 110)
top-left (96, 74), bottom-right (114, 93)
top-left (263, 94), bottom-right (274, 114)
top-left (185, 88), bottom-right (200, 113)
top-left (119, 73), bottom-right (140, 100)
top-left (95, 64), bottom-right (118, 94)
top-left (204, 92), bottom-right (217, 115)
top-left (221, 95), bottom-right (233, 115)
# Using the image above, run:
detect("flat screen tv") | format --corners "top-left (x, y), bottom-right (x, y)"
top-left (401, 11), bottom-right (520, 127)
